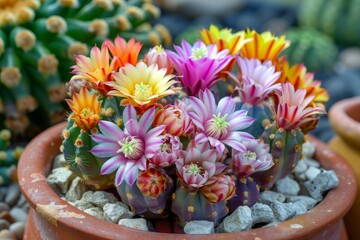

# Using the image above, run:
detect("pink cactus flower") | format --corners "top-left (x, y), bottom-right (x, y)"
top-left (149, 134), bottom-right (182, 168)
top-left (276, 82), bottom-right (326, 131)
top-left (144, 45), bottom-right (174, 74)
top-left (232, 139), bottom-right (273, 178)
top-left (229, 57), bottom-right (281, 106)
top-left (167, 40), bottom-right (233, 96)
top-left (200, 174), bottom-right (236, 203)
top-left (90, 105), bottom-right (165, 186)
top-left (188, 88), bottom-right (255, 153)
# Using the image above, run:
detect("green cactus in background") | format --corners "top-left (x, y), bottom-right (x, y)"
top-left (0, 129), bottom-right (24, 186)
top-left (299, 0), bottom-right (360, 46)
top-left (281, 28), bottom-right (338, 72)
top-left (0, 0), bottom-right (171, 138)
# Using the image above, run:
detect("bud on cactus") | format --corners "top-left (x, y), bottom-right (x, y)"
top-left (200, 174), bottom-right (236, 203)
top-left (117, 167), bottom-right (173, 219)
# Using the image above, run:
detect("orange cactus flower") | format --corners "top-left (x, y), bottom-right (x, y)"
top-left (107, 62), bottom-right (179, 110)
top-left (66, 87), bottom-right (102, 130)
top-left (275, 59), bottom-right (329, 105)
top-left (102, 36), bottom-right (142, 70)
top-left (240, 29), bottom-right (290, 63)
top-left (70, 46), bottom-right (116, 95)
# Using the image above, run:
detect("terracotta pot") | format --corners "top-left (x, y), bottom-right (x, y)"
top-left (18, 122), bottom-right (356, 240)
top-left (328, 96), bottom-right (360, 240)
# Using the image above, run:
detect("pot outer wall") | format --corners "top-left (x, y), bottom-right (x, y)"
top-left (18, 122), bottom-right (356, 240)
top-left (329, 96), bottom-right (360, 240)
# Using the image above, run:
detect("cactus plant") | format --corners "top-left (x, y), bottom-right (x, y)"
top-left (0, 0), bottom-right (171, 137)
top-left (0, 129), bottom-right (23, 186)
top-left (281, 28), bottom-right (338, 72)
top-left (299, 0), bottom-right (360, 46)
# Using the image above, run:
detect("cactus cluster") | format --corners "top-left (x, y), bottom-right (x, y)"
top-left (281, 28), bottom-right (338, 72)
top-left (0, 129), bottom-right (23, 186)
top-left (59, 25), bottom-right (328, 229)
top-left (299, 0), bottom-right (360, 46)
top-left (0, 0), bottom-right (171, 137)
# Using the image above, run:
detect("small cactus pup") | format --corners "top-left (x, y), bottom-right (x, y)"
top-left (0, 129), bottom-right (23, 186)
top-left (227, 139), bottom-right (273, 212)
top-left (252, 82), bottom-right (326, 189)
top-left (61, 87), bottom-right (114, 190)
top-left (171, 146), bottom-right (235, 227)
top-left (0, 0), bottom-right (171, 137)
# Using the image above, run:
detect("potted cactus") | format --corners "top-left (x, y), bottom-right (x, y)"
top-left (0, 0), bottom-right (171, 138)
top-left (18, 26), bottom-right (356, 239)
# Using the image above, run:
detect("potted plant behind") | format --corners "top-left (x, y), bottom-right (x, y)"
top-left (19, 25), bottom-right (356, 239)
top-left (328, 96), bottom-right (360, 240)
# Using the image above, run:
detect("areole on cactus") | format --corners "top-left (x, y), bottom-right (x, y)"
top-left (59, 25), bottom-right (329, 230)
top-left (0, 0), bottom-right (171, 137)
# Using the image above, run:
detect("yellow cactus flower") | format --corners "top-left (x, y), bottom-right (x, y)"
top-left (66, 87), bottom-right (102, 130)
top-left (0, 0), bottom-right (40, 27)
top-left (107, 62), bottom-right (179, 110)
top-left (200, 25), bottom-right (251, 55)
top-left (240, 29), bottom-right (290, 63)
top-left (276, 59), bottom-right (329, 105)
top-left (70, 46), bottom-right (116, 95)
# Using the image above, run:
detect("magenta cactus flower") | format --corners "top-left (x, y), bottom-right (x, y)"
top-left (90, 105), bottom-right (165, 186)
top-left (232, 139), bottom-right (274, 178)
top-left (188, 88), bottom-right (255, 153)
top-left (148, 134), bottom-right (182, 168)
top-left (229, 57), bottom-right (281, 106)
top-left (276, 82), bottom-right (326, 131)
top-left (167, 40), bottom-right (233, 96)
top-left (176, 146), bottom-right (226, 190)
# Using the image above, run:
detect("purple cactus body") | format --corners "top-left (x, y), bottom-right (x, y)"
top-left (228, 177), bottom-right (260, 213)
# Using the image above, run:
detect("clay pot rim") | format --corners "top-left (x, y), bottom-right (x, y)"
top-left (18, 122), bottom-right (357, 240)
top-left (329, 96), bottom-right (360, 148)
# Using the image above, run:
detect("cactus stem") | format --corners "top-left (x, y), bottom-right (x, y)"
top-left (46, 16), bottom-right (67, 34)
top-left (126, 6), bottom-right (145, 19)
top-left (114, 15), bottom-right (131, 30)
top-left (15, 30), bottom-right (36, 51)
top-left (148, 32), bottom-right (161, 46)
top-left (155, 24), bottom-right (172, 45)
top-left (62, 129), bottom-right (70, 139)
top-left (5, 115), bottom-right (30, 134)
top-left (210, 210), bottom-right (218, 219)
top-left (16, 96), bottom-right (38, 113)
top-left (60, 145), bottom-right (64, 152)
top-left (75, 138), bottom-right (84, 147)
top-left (48, 84), bottom-right (67, 102)
top-left (17, 7), bottom-right (35, 23)
top-left (0, 67), bottom-right (21, 88)
top-left (142, 3), bottom-right (160, 18)
top-left (94, 0), bottom-right (114, 10)
top-left (0, 38), bottom-right (4, 56)
top-left (89, 19), bottom-right (109, 38)
top-left (58, 0), bottom-right (79, 8)
top-left (0, 129), bottom-right (10, 141)
top-left (37, 54), bottom-right (58, 74)
top-left (68, 42), bottom-right (88, 58)
top-left (126, 191), bottom-right (134, 199)
top-left (187, 206), bottom-right (195, 212)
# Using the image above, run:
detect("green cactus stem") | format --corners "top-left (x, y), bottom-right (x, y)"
top-left (171, 184), bottom-right (228, 227)
top-left (252, 123), bottom-right (305, 189)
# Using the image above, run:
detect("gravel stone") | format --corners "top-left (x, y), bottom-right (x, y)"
top-left (292, 200), bottom-right (308, 217)
top-left (305, 166), bottom-right (321, 181)
top-left (0, 202), bottom-right (10, 212)
top-left (118, 218), bottom-right (149, 231)
top-left (9, 208), bottom-right (28, 223)
top-left (287, 195), bottom-right (319, 210)
top-left (103, 203), bottom-right (135, 223)
top-left (303, 158), bottom-right (320, 168)
top-left (4, 184), bottom-right (20, 207)
top-left (88, 191), bottom-right (118, 208)
top-left (184, 220), bottom-right (215, 234)
top-left (271, 201), bottom-right (297, 221)
top-left (251, 203), bottom-right (274, 225)
top-left (294, 160), bottom-right (308, 175)
top-left (0, 219), bottom-right (10, 231)
top-left (0, 229), bottom-right (17, 240)
top-left (52, 154), bottom-right (68, 169)
top-left (218, 206), bottom-right (252, 233)
top-left (65, 177), bottom-right (88, 202)
top-left (47, 167), bottom-right (75, 194)
top-left (304, 170), bottom-right (339, 200)
top-left (73, 199), bottom-right (94, 211)
top-left (302, 141), bottom-right (316, 158)
top-left (9, 221), bottom-right (25, 240)
top-left (259, 191), bottom-right (286, 205)
top-left (83, 207), bottom-right (104, 220)
top-left (275, 177), bottom-right (300, 196)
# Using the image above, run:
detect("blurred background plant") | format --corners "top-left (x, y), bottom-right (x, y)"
top-left (0, 0), bottom-right (171, 140)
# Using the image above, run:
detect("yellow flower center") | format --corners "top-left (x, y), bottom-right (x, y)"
top-left (206, 113), bottom-right (230, 139)
top-left (80, 107), bottom-right (96, 117)
top-left (155, 45), bottom-right (163, 53)
top-left (134, 82), bottom-right (153, 101)
top-left (191, 46), bottom-right (208, 60)
top-left (117, 136), bottom-right (144, 159)
top-left (184, 162), bottom-right (205, 176)
top-left (242, 151), bottom-right (257, 161)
